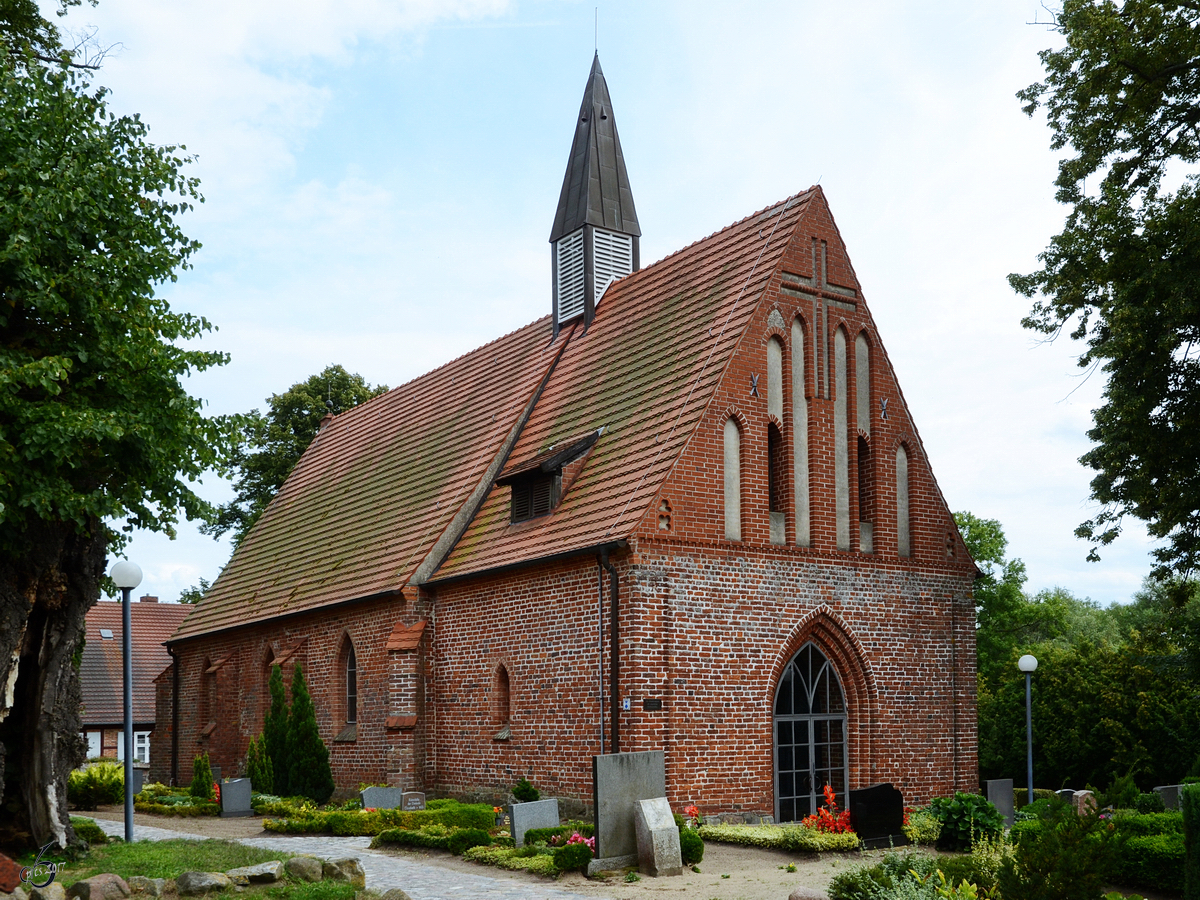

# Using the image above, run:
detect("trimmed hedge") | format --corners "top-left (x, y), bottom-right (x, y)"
top-left (523, 821), bottom-right (594, 846)
top-left (370, 824), bottom-right (455, 850)
top-left (463, 845), bottom-right (558, 878)
top-left (70, 817), bottom-right (109, 844)
top-left (1111, 810), bottom-right (1183, 837)
top-left (447, 828), bottom-right (492, 855)
top-left (552, 842), bottom-right (592, 873)
top-left (679, 827), bottom-right (704, 865)
top-left (134, 800), bottom-right (220, 817)
top-left (698, 823), bottom-right (860, 852)
top-left (263, 801), bottom-right (494, 835)
top-left (1112, 833), bottom-right (1185, 894)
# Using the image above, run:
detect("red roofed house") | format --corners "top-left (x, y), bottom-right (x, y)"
top-left (154, 56), bottom-right (979, 821)
top-left (80, 597), bottom-right (191, 764)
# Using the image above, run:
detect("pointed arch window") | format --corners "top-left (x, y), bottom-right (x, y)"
top-left (767, 337), bottom-right (786, 545)
top-left (833, 327), bottom-right (850, 550)
top-left (896, 444), bottom-right (911, 557)
top-left (792, 318), bottom-right (810, 547)
top-left (723, 417), bottom-right (742, 541)
top-left (493, 664), bottom-right (512, 741)
top-left (855, 333), bottom-right (873, 553)
top-left (345, 643), bottom-right (358, 725)
top-left (774, 644), bottom-right (848, 822)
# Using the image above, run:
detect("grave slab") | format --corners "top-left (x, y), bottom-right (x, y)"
top-left (589, 750), bottom-right (665, 874)
top-left (848, 783), bottom-right (907, 849)
top-left (1057, 789), bottom-right (1076, 803)
top-left (1153, 784), bottom-right (1182, 810)
top-left (634, 798), bottom-right (682, 877)
top-left (360, 786), bottom-right (405, 810)
top-left (986, 778), bottom-right (1015, 828)
top-left (510, 798), bottom-right (559, 847)
top-left (401, 792), bottom-right (426, 811)
top-left (219, 779), bottom-right (253, 818)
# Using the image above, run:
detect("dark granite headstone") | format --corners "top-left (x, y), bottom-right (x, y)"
top-left (848, 783), bottom-right (906, 849)
top-left (986, 778), bottom-right (1015, 828)
top-left (1057, 789), bottom-right (1075, 804)
top-left (220, 778), bottom-right (253, 818)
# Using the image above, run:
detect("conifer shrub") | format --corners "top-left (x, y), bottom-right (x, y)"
top-left (997, 797), bottom-right (1116, 900)
top-left (512, 777), bottom-right (539, 803)
top-left (552, 841), bottom-right (592, 873)
top-left (264, 664), bottom-right (290, 795)
top-left (679, 826), bottom-right (704, 865)
top-left (190, 752), bottom-right (214, 800)
top-left (285, 664), bottom-right (335, 804)
top-left (1183, 782), bottom-right (1200, 900)
top-left (448, 827), bottom-right (492, 855)
top-left (1135, 792), bottom-right (1166, 814)
top-left (246, 733), bottom-right (274, 795)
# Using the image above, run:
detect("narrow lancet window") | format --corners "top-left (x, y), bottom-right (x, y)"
top-left (896, 444), bottom-right (911, 557)
top-left (345, 642), bottom-right (357, 725)
top-left (834, 328), bottom-right (850, 550)
top-left (792, 319), bottom-right (810, 547)
top-left (723, 417), bottom-right (742, 541)
top-left (768, 423), bottom-right (785, 545)
top-left (855, 332), bottom-right (873, 553)
top-left (767, 337), bottom-right (783, 420)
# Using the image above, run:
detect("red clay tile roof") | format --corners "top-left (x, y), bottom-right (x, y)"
top-left (80, 600), bottom-right (191, 726)
top-left (385, 619), bottom-right (426, 651)
top-left (172, 318), bottom-right (565, 641)
top-left (433, 191), bottom-right (814, 580)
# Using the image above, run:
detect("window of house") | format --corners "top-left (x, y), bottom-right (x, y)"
top-left (768, 422), bottom-right (785, 545)
top-left (510, 472), bottom-right (559, 522)
top-left (792, 318), bottom-right (811, 547)
top-left (346, 643), bottom-right (357, 725)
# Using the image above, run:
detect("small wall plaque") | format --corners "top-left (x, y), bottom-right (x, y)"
top-left (643, 699), bottom-right (663, 711)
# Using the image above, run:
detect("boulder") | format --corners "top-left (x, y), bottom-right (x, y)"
top-left (176, 873), bottom-right (231, 896)
top-left (124, 878), bottom-right (164, 898)
top-left (789, 889), bottom-right (829, 900)
top-left (321, 860), bottom-right (365, 889)
top-left (1, 888), bottom-right (30, 900)
top-left (0, 853), bottom-right (20, 893)
top-left (282, 858), bottom-right (322, 883)
top-left (223, 863), bottom-right (282, 886)
top-left (376, 891), bottom-right (412, 900)
top-left (29, 885), bottom-right (65, 900)
top-left (67, 874), bottom-right (129, 900)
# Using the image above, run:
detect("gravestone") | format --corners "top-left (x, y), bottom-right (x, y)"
top-left (590, 750), bottom-right (666, 874)
top-left (848, 783), bottom-right (907, 849)
top-left (1153, 784), bottom-right (1182, 810)
top-left (1057, 789), bottom-right (1076, 804)
top-left (1072, 790), bottom-right (1097, 815)
top-left (360, 786), bottom-right (405, 810)
top-left (130, 768), bottom-right (145, 796)
top-left (401, 792), bottom-right (426, 811)
top-left (219, 778), bottom-right (253, 817)
top-left (510, 798), bottom-right (559, 847)
top-left (633, 798), bottom-right (682, 877)
top-left (986, 778), bottom-right (1015, 828)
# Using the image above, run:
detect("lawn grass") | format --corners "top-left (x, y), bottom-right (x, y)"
top-left (52, 840), bottom-right (295, 888)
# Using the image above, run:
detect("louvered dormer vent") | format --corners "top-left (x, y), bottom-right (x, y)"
top-left (556, 229), bottom-right (586, 324)
top-left (510, 473), bottom-right (560, 522)
top-left (497, 428), bottom-right (603, 523)
top-left (592, 229), bottom-right (633, 303)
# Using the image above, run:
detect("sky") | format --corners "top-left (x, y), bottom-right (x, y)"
top-left (52, 0), bottom-right (1157, 607)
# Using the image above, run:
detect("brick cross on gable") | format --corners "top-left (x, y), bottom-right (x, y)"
top-left (779, 239), bottom-right (858, 399)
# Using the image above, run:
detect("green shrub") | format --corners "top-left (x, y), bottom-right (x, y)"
top-left (1103, 774), bottom-right (1141, 810)
top-left (1134, 792), bottom-right (1165, 814)
top-left (134, 799), bottom-right (220, 817)
top-left (998, 798), bottom-right (1117, 900)
top-left (523, 821), bottom-right (594, 846)
top-left (463, 844), bottom-right (558, 877)
top-left (1112, 832), bottom-right (1185, 894)
top-left (370, 824), bottom-right (454, 850)
top-left (512, 777), bottom-right (539, 803)
top-left (551, 841), bottom-right (592, 872)
top-left (1110, 810), bottom-right (1183, 837)
top-left (68, 762), bottom-right (124, 810)
top-left (261, 800), bottom-right (495, 835)
top-left (448, 828), bottom-right (492, 855)
top-left (929, 793), bottom-right (1004, 851)
top-left (286, 665), bottom-right (335, 804)
top-left (70, 817), bottom-right (109, 844)
top-left (698, 823), bottom-right (858, 852)
top-left (1183, 783), bottom-right (1200, 900)
top-left (902, 807), bottom-right (942, 845)
top-left (679, 827), bottom-right (704, 865)
top-left (190, 752), bottom-right (214, 800)
top-left (246, 733), bottom-right (274, 795)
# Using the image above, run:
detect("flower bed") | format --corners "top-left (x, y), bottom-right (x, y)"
top-left (262, 800), bottom-right (494, 835)
top-left (698, 823), bottom-right (860, 852)
top-left (462, 845), bottom-right (559, 878)
top-left (132, 783), bottom-right (220, 817)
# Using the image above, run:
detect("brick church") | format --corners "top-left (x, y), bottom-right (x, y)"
top-left (154, 55), bottom-right (979, 821)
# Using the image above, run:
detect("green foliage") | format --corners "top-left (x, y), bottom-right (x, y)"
top-left (678, 826), bottom-right (704, 865)
top-left (1184, 783), bottom-right (1200, 900)
top-left (551, 841), bottom-right (591, 872)
top-left (261, 800), bottom-right (494, 835)
top-left (1012, 1), bottom-right (1200, 581)
top-left (447, 827), bottom-right (492, 856)
top-left (522, 821), bottom-right (593, 846)
top-left (928, 794), bottom-right (1003, 852)
top-left (461, 844), bottom-right (558, 878)
top-left (1112, 832), bottom-right (1185, 894)
top-left (697, 823), bottom-right (859, 852)
top-left (1110, 810), bottom-right (1183, 837)
top-left (178, 577), bottom-right (210, 605)
top-left (264, 664), bottom-right (289, 796)
top-left (0, 55), bottom-right (238, 558)
top-left (998, 798), bottom-right (1117, 900)
top-left (827, 853), bottom-right (990, 900)
top-left (67, 762), bottom-right (123, 810)
top-left (134, 799), bottom-right (219, 817)
top-left (245, 733), bottom-right (274, 796)
top-left (190, 753), bottom-right (214, 800)
top-left (1102, 773), bottom-right (1141, 809)
top-left (902, 807), bottom-right (942, 845)
top-left (69, 817), bottom-right (108, 845)
top-left (203, 366), bottom-right (387, 547)
top-left (512, 777), bottom-right (539, 803)
top-left (370, 824), bottom-right (456, 850)
top-left (285, 665), bottom-right (334, 804)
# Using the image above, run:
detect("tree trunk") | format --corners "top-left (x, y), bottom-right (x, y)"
top-left (0, 515), bottom-right (104, 850)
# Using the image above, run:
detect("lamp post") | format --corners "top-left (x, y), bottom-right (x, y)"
top-left (1018, 653), bottom-right (1038, 807)
top-left (110, 560), bottom-right (142, 843)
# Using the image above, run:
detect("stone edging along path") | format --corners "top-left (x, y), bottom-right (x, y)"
top-left (82, 818), bottom-right (595, 900)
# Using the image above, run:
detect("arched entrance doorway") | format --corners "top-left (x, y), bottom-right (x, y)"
top-left (774, 643), bottom-right (849, 822)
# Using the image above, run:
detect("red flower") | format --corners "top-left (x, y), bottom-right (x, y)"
top-left (800, 785), bottom-right (854, 834)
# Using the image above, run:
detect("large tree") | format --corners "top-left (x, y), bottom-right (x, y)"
top-left (1012, 0), bottom-right (1200, 584)
top-left (0, 46), bottom-right (236, 846)
top-left (203, 365), bottom-right (386, 547)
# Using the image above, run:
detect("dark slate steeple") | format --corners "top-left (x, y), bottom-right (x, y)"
top-left (550, 54), bottom-right (640, 335)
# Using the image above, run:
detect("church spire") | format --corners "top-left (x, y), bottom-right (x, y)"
top-left (550, 54), bottom-right (640, 335)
